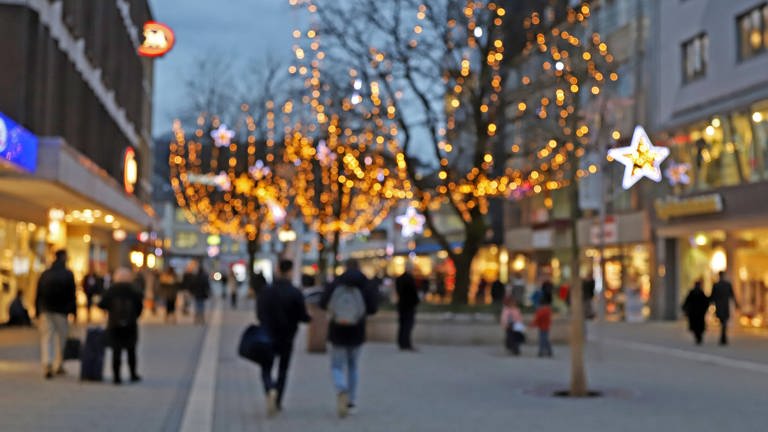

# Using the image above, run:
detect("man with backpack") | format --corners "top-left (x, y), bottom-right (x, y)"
top-left (99, 267), bottom-right (144, 384)
top-left (256, 260), bottom-right (311, 416)
top-left (320, 259), bottom-right (378, 418)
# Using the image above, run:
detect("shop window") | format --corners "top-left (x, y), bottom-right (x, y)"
top-left (750, 100), bottom-right (768, 180)
top-left (737, 4), bottom-right (768, 60)
top-left (174, 232), bottom-right (199, 249)
top-left (681, 33), bottom-right (708, 83)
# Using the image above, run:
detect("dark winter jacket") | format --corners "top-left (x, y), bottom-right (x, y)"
top-left (320, 269), bottom-right (378, 347)
top-left (35, 260), bottom-right (77, 316)
top-left (396, 272), bottom-right (420, 311)
top-left (182, 270), bottom-right (211, 300)
top-left (682, 287), bottom-right (709, 333)
top-left (98, 282), bottom-right (144, 345)
top-left (257, 278), bottom-right (311, 344)
top-left (710, 280), bottom-right (736, 320)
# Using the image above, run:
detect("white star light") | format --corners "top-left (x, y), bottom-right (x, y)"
top-left (249, 160), bottom-right (271, 180)
top-left (608, 125), bottom-right (669, 190)
top-left (210, 124), bottom-right (235, 148)
top-left (396, 206), bottom-right (426, 238)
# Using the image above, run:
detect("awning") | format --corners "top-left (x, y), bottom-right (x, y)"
top-left (0, 138), bottom-right (153, 231)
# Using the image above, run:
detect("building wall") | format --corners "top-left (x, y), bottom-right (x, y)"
top-left (653, 0), bottom-right (768, 131)
top-left (0, 1), bottom-right (153, 200)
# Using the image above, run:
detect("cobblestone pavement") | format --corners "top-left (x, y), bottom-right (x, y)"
top-left (2, 301), bottom-right (768, 431)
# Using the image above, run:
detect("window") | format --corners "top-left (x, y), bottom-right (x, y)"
top-left (682, 34), bottom-right (708, 82)
top-left (737, 4), bottom-right (768, 60)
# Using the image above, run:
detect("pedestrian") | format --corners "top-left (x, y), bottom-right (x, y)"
top-left (682, 280), bottom-right (709, 345)
top-left (501, 295), bottom-right (525, 355)
top-left (710, 271), bottom-right (739, 345)
top-left (533, 295), bottom-right (553, 357)
top-left (227, 268), bottom-right (239, 309)
top-left (4, 290), bottom-right (32, 327)
top-left (98, 267), bottom-right (143, 384)
top-left (395, 264), bottom-right (420, 351)
top-left (541, 279), bottom-right (554, 305)
top-left (82, 266), bottom-right (103, 323)
top-left (158, 267), bottom-right (178, 324)
top-left (320, 259), bottom-right (378, 418)
top-left (257, 259), bottom-right (311, 417)
top-left (35, 249), bottom-right (77, 379)
top-left (582, 276), bottom-right (596, 319)
top-left (182, 260), bottom-right (210, 325)
top-left (476, 279), bottom-right (488, 304)
top-left (491, 279), bottom-right (505, 305)
top-left (510, 273), bottom-right (526, 305)
top-left (220, 271), bottom-right (228, 300)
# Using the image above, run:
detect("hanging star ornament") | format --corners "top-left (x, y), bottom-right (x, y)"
top-left (665, 161), bottom-right (691, 186)
top-left (608, 125), bottom-right (669, 190)
top-left (396, 206), bottom-right (426, 238)
top-left (210, 124), bottom-right (235, 148)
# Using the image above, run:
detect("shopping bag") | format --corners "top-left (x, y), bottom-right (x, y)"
top-left (238, 324), bottom-right (273, 366)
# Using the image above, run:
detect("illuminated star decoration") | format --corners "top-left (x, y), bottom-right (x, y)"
top-left (665, 161), bottom-right (691, 186)
top-left (266, 198), bottom-right (286, 224)
top-left (316, 140), bottom-right (336, 166)
top-left (213, 171), bottom-right (231, 191)
top-left (210, 124), bottom-right (235, 148)
top-left (396, 206), bottom-right (426, 238)
top-left (249, 160), bottom-right (271, 180)
top-left (233, 174), bottom-right (253, 195)
top-left (608, 125), bottom-right (669, 190)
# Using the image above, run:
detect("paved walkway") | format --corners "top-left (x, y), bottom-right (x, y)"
top-left (2, 301), bottom-right (768, 431)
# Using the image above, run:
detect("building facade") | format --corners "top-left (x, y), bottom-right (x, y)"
top-left (649, 0), bottom-right (768, 324)
top-left (0, 0), bottom-right (155, 320)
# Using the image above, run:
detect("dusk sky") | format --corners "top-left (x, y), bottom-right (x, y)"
top-left (149, 0), bottom-right (307, 135)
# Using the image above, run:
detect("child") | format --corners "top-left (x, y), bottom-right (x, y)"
top-left (532, 296), bottom-right (553, 357)
top-left (501, 296), bottom-right (525, 355)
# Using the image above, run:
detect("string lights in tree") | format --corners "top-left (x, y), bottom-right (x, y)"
top-left (169, 105), bottom-right (289, 242)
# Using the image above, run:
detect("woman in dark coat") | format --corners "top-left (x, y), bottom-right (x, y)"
top-left (682, 280), bottom-right (709, 345)
top-left (99, 267), bottom-right (144, 384)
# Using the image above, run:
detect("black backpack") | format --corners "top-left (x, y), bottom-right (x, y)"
top-left (111, 296), bottom-right (135, 328)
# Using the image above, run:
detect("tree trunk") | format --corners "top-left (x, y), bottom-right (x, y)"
top-left (452, 251), bottom-right (473, 305)
top-left (317, 234), bottom-right (329, 284)
top-left (568, 183), bottom-right (588, 396)
top-left (331, 230), bottom-right (341, 276)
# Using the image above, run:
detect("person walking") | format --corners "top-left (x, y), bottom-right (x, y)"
top-left (320, 259), bottom-right (378, 418)
top-left (395, 264), bottom-right (420, 351)
top-left (82, 267), bottom-right (103, 323)
top-left (682, 280), bottom-right (709, 345)
top-left (501, 295), bottom-right (524, 355)
top-left (711, 271), bottom-right (739, 345)
top-left (510, 273), bottom-right (526, 306)
top-left (256, 260), bottom-right (311, 416)
top-left (182, 261), bottom-right (210, 325)
top-left (491, 279), bottom-right (505, 306)
top-left (227, 268), bottom-right (239, 309)
top-left (35, 249), bottom-right (77, 379)
top-left (99, 268), bottom-right (143, 384)
top-left (533, 295), bottom-right (553, 357)
top-left (158, 267), bottom-right (178, 324)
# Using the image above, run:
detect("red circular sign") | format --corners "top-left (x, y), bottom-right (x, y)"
top-left (138, 21), bottom-right (175, 58)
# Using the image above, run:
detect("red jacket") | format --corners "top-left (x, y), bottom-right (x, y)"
top-left (533, 305), bottom-right (552, 331)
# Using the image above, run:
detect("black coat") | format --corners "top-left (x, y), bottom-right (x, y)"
top-left (682, 287), bottom-right (709, 334)
top-left (98, 282), bottom-right (144, 345)
top-left (182, 271), bottom-right (211, 300)
top-left (320, 269), bottom-right (378, 347)
top-left (35, 260), bottom-right (76, 316)
top-left (396, 272), bottom-right (420, 311)
top-left (257, 278), bottom-right (311, 345)
top-left (710, 281), bottom-right (735, 320)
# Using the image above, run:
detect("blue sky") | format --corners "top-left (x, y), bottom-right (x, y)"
top-left (149, 0), bottom-right (306, 135)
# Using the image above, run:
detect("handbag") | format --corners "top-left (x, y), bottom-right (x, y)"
top-left (238, 324), bottom-right (273, 366)
top-left (63, 337), bottom-right (81, 360)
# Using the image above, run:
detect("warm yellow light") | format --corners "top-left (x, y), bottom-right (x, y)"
top-left (753, 112), bottom-right (764, 123)
top-left (705, 125), bottom-right (715, 136)
top-left (612, 130), bottom-right (621, 140)
top-left (711, 118), bottom-right (721, 128)
top-left (694, 234), bottom-right (707, 246)
top-left (710, 249), bottom-right (727, 273)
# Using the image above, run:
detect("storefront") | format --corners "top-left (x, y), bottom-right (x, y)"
top-left (0, 116), bottom-right (153, 319)
top-left (654, 186), bottom-right (768, 327)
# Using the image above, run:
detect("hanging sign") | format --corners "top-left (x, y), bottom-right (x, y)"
top-left (138, 21), bottom-right (175, 58)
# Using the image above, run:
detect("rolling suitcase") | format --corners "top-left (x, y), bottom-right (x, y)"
top-left (80, 327), bottom-right (106, 381)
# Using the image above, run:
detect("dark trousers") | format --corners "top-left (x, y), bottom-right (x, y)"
top-left (718, 317), bottom-right (729, 345)
top-left (261, 341), bottom-right (294, 407)
top-left (397, 308), bottom-right (416, 349)
top-left (112, 341), bottom-right (137, 381)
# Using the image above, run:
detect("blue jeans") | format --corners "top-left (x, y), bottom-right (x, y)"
top-left (330, 345), bottom-right (361, 403)
top-left (538, 330), bottom-right (552, 357)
